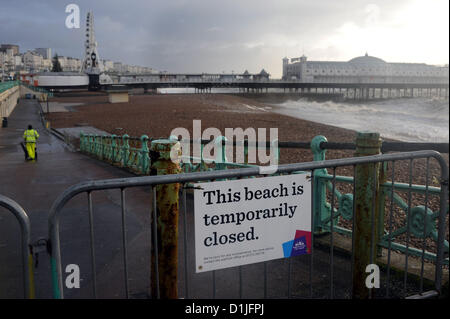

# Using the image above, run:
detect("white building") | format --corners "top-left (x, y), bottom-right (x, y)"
top-left (23, 50), bottom-right (43, 72)
top-left (102, 59), bottom-right (114, 71)
top-left (13, 55), bottom-right (23, 68)
top-left (58, 56), bottom-right (82, 72)
top-left (42, 58), bottom-right (52, 71)
top-left (0, 52), bottom-right (9, 70)
top-left (282, 53), bottom-right (449, 84)
top-left (113, 62), bottom-right (122, 73)
top-left (0, 52), bottom-right (6, 72)
top-left (0, 44), bottom-right (19, 55)
top-left (109, 61), bottom-right (155, 74)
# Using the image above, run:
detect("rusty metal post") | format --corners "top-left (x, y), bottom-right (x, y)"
top-left (150, 139), bottom-right (182, 299)
top-left (352, 131), bottom-right (382, 299)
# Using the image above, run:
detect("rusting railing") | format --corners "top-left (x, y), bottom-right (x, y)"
top-left (48, 147), bottom-right (448, 299)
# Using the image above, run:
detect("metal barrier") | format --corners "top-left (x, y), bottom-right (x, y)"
top-left (79, 133), bottom-right (449, 175)
top-left (0, 194), bottom-right (35, 298)
top-left (80, 133), bottom-right (156, 174)
top-left (19, 81), bottom-right (54, 97)
top-left (47, 149), bottom-right (448, 299)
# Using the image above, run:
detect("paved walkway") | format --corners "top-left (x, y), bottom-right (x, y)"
top-left (0, 99), bottom-right (151, 298)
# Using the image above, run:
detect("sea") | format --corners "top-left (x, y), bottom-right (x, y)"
top-left (270, 97), bottom-right (449, 143)
top-left (157, 88), bottom-right (449, 143)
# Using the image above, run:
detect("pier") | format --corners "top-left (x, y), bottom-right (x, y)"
top-left (29, 75), bottom-right (449, 100)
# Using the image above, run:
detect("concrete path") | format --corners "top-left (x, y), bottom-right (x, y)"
top-left (0, 99), bottom-right (150, 298)
top-left (55, 126), bottom-right (110, 140)
top-left (39, 102), bottom-right (84, 113)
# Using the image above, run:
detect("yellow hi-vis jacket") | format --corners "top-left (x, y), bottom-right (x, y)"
top-left (23, 129), bottom-right (39, 143)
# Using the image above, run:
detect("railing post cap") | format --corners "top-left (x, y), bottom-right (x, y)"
top-left (355, 131), bottom-right (382, 156)
top-left (356, 131), bottom-right (380, 140)
top-left (150, 139), bottom-right (182, 160)
top-left (311, 135), bottom-right (327, 152)
top-left (355, 131), bottom-right (382, 147)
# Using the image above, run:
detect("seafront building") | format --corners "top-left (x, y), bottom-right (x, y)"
top-left (0, 44), bottom-right (19, 55)
top-left (34, 48), bottom-right (52, 60)
top-left (0, 42), bottom-right (156, 81)
top-left (282, 53), bottom-right (449, 84)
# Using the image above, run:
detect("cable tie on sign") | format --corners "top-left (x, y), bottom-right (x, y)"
top-left (182, 185), bottom-right (204, 190)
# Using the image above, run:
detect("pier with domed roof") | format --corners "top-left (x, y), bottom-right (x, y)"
top-left (279, 53), bottom-right (448, 99)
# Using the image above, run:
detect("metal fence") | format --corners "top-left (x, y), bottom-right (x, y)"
top-left (47, 149), bottom-right (448, 299)
top-left (0, 80), bottom-right (53, 96)
top-left (0, 80), bottom-right (19, 94)
top-left (79, 132), bottom-right (448, 175)
top-left (79, 133), bottom-right (153, 174)
top-left (0, 194), bottom-right (35, 299)
top-left (19, 81), bottom-right (54, 97)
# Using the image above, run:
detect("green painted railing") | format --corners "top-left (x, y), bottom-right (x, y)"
top-left (0, 80), bottom-right (20, 93)
top-left (0, 80), bottom-right (54, 96)
top-left (19, 81), bottom-right (54, 97)
top-left (80, 133), bottom-right (152, 174)
top-left (310, 136), bottom-right (448, 265)
top-left (79, 132), bottom-right (448, 265)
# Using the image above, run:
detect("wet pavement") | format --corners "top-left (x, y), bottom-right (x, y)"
top-left (39, 102), bottom-right (84, 113)
top-left (0, 99), bottom-right (149, 298)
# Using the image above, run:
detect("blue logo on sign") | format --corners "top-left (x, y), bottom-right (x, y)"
top-left (291, 236), bottom-right (307, 256)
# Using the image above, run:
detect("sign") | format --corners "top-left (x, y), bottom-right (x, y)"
top-left (194, 173), bottom-right (312, 273)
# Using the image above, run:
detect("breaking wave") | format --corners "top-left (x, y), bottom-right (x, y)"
top-left (270, 98), bottom-right (449, 143)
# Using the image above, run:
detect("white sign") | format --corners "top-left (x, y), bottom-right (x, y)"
top-left (194, 173), bottom-right (312, 273)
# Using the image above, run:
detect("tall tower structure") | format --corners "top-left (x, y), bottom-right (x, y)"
top-left (82, 11), bottom-right (102, 90)
top-left (282, 57), bottom-right (289, 80)
top-left (299, 54), bottom-right (307, 82)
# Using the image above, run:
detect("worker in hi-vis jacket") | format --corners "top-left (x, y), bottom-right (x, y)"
top-left (23, 124), bottom-right (39, 161)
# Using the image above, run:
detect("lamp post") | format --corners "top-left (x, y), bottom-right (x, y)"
top-left (46, 89), bottom-right (52, 114)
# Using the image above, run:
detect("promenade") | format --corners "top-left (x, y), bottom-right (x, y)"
top-left (0, 99), bottom-right (151, 298)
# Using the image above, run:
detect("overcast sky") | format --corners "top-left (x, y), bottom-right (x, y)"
top-left (1, 0), bottom-right (448, 77)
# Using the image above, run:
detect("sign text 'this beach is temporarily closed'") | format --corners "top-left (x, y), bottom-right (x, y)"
top-left (194, 173), bottom-right (312, 272)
